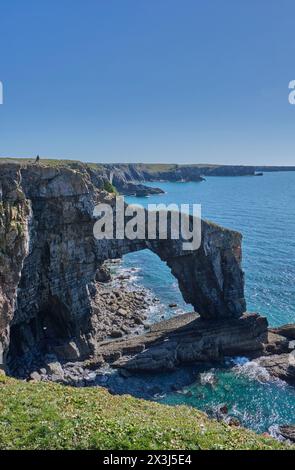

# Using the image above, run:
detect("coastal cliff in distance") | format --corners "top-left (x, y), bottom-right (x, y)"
top-left (2, 159), bottom-right (295, 198)
top-left (102, 163), bottom-right (257, 194)
top-left (102, 162), bottom-right (295, 192)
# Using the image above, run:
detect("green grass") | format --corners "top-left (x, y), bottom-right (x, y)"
top-left (0, 157), bottom-right (242, 174)
top-left (0, 373), bottom-right (289, 450)
top-left (130, 163), bottom-right (220, 172)
top-left (0, 157), bottom-right (77, 166)
top-left (0, 157), bottom-right (220, 171)
top-left (0, 157), bottom-right (105, 169)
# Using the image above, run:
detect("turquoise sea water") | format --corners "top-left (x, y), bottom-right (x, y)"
top-left (122, 172), bottom-right (295, 433)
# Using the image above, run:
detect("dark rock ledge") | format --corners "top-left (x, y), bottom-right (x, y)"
top-left (83, 312), bottom-right (295, 386)
top-left (90, 312), bottom-right (268, 371)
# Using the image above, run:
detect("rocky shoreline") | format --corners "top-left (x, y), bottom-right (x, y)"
top-left (27, 311), bottom-right (295, 389)
top-left (23, 260), bottom-right (184, 384)
top-left (23, 260), bottom-right (295, 395)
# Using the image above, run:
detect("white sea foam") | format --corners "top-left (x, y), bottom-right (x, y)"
top-left (200, 370), bottom-right (218, 386)
top-left (231, 358), bottom-right (286, 386)
top-left (226, 356), bottom-right (249, 366)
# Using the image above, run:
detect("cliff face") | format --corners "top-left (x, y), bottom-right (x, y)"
top-left (0, 163), bottom-right (108, 373)
top-left (0, 162), bottom-right (246, 376)
top-left (0, 164), bottom-right (31, 367)
top-left (103, 163), bottom-right (256, 185)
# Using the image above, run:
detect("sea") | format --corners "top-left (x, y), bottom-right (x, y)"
top-left (115, 171), bottom-right (295, 434)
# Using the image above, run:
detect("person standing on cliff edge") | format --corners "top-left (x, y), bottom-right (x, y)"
top-left (35, 155), bottom-right (40, 164)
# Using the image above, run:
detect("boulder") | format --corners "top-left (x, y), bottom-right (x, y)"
top-left (51, 341), bottom-right (81, 361)
top-left (95, 264), bottom-right (111, 283)
top-left (29, 371), bottom-right (41, 382)
top-left (46, 361), bottom-right (64, 380)
top-left (277, 425), bottom-right (295, 443)
top-left (110, 330), bottom-right (123, 339)
top-left (117, 308), bottom-right (128, 316)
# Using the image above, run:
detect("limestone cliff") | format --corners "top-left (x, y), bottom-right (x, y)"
top-left (0, 161), bottom-right (246, 376)
top-left (0, 164), bottom-right (31, 367)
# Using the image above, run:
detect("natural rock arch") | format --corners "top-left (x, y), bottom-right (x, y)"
top-left (0, 163), bottom-right (246, 374)
top-left (94, 219), bottom-right (246, 321)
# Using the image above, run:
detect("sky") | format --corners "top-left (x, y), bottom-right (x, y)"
top-left (0, 0), bottom-right (295, 165)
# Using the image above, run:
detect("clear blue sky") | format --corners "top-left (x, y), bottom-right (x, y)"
top-left (0, 0), bottom-right (295, 165)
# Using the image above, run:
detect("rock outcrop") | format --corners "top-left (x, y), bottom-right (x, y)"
top-left (89, 312), bottom-right (268, 372)
top-left (0, 161), bottom-right (246, 376)
top-left (276, 425), bottom-right (295, 443)
top-left (254, 354), bottom-right (295, 385)
top-left (253, 326), bottom-right (295, 385)
top-left (103, 164), bottom-right (165, 196)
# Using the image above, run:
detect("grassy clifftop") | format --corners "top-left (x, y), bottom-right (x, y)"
top-left (0, 373), bottom-right (288, 450)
